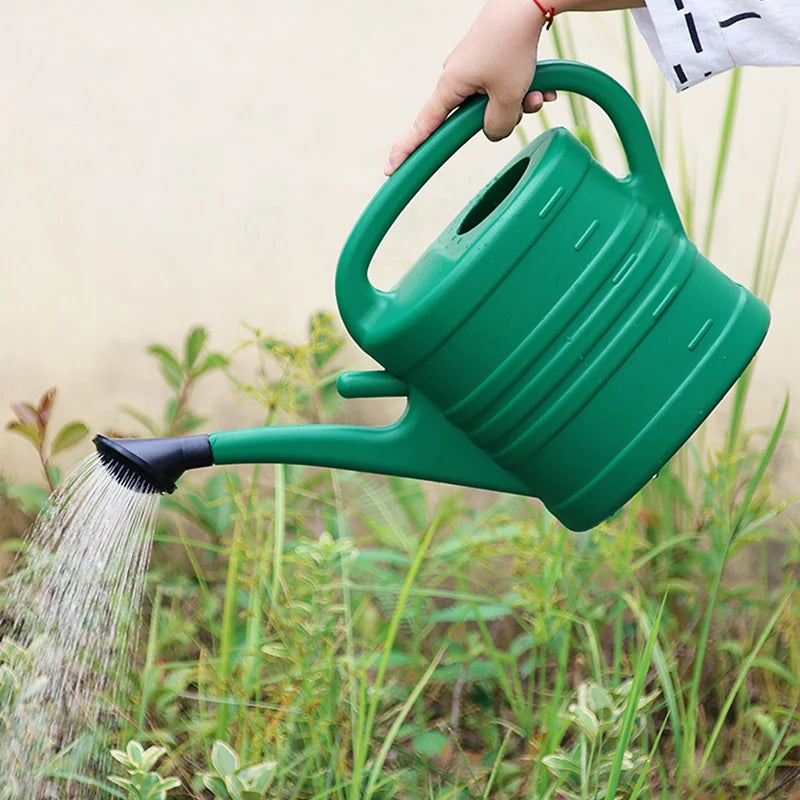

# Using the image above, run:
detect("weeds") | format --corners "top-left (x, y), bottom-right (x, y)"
top-left (3, 308), bottom-right (795, 798)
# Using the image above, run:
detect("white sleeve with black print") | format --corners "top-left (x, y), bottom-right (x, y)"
top-left (631, 1), bottom-right (800, 90)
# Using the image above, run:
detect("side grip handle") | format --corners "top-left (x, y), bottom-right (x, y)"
top-left (335, 60), bottom-right (681, 346)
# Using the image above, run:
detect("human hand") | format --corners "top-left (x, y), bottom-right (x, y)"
top-left (385, 0), bottom-right (557, 176)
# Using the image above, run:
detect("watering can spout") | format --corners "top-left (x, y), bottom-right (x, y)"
top-left (94, 433), bottom-right (213, 493)
top-left (92, 372), bottom-right (532, 508)
top-left (207, 377), bottom-right (531, 498)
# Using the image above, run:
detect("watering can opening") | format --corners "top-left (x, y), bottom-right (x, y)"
top-left (458, 155), bottom-right (531, 235)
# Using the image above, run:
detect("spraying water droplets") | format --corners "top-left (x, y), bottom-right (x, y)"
top-left (0, 454), bottom-right (161, 799)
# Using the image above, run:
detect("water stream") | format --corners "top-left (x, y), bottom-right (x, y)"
top-left (0, 454), bottom-right (161, 799)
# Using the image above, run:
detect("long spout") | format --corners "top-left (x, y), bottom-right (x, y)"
top-left (93, 387), bottom-right (530, 498)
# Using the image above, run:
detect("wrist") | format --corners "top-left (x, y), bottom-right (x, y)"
top-left (486, 0), bottom-right (548, 36)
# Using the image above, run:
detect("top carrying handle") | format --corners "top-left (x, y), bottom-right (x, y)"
top-left (336, 60), bottom-right (683, 346)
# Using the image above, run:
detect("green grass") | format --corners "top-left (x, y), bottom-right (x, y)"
top-left (3, 306), bottom-right (797, 799)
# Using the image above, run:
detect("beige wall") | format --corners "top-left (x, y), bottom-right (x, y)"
top-left (1, 2), bottom-right (798, 493)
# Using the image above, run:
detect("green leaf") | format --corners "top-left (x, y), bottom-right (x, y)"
top-left (140, 773), bottom-right (163, 800)
top-left (126, 740), bottom-right (145, 765)
top-left (147, 346), bottom-right (183, 390)
top-left (238, 762), bottom-right (276, 792)
top-left (139, 745), bottom-right (167, 773)
top-left (109, 748), bottom-right (130, 766)
top-left (752, 711), bottom-right (779, 743)
top-left (6, 482), bottom-right (49, 513)
top-left (412, 730), bottom-right (450, 758)
top-left (751, 655), bottom-right (800, 687)
top-left (211, 741), bottom-right (239, 777)
top-left (542, 753), bottom-right (580, 779)
top-left (46, 464), bottom-right (61, 487)
top-left (185, 327), bottom-right (208, 370)
top-left (164, 398), bottom-right (179, 428)
top-left (108, 776), bottom-right (137, 792)
top-left (198, 353), bottom-right (228, 375)
top-left (203, 775), bottom-right (230, 799)
top-left (433, 658), bottom-right (497, 683)
top-left (569, 703), bottom-right (600, 740)
top-left (173, 412), bottom-right (206, 435)
top-left (51, 421), bottom-right (89, 456)
top-left (5, 420), bottom-right (41, 448)
top-left (153, 776), bottom-right (182, 796)
top-left (588, 683), bottom-right (614, 713)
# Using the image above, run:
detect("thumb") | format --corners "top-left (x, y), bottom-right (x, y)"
top-left (386, 90), bottom-right (459, 175)
top-left (386, 76), bottom-right (475, 175)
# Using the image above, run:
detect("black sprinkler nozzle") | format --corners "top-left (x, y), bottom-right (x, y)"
top-left (93, 434), bottom-right (213, 493)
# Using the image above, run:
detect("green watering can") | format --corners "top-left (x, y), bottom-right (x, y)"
top-left (95, 60), bottom-right (770, 531)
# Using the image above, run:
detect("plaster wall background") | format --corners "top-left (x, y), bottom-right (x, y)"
top-left (1, 1), bottom-right (798, 501)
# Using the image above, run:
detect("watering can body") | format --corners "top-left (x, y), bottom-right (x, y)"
top-left (325, 60), bottom-right (769, 529)
top-left (184, 61), bottom-right (770, 531)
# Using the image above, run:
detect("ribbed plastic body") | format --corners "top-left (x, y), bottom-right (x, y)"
top-left (336, 77), bottom-right (769, 528)
top-left (357, 132), bottom-right (770, 528)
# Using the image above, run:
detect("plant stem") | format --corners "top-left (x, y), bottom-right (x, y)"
top-left (137, 584), bottom-right (163, 737)
top-left (349, 508), bottom-right (444, 800)
top-left (217, 516), bottom-right (244, 739)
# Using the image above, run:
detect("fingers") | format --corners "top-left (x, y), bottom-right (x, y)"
top-left (385, 86), bottom-right (464, 176)
top-left (386, 88), bottom-right (557, 176)
top-left (483, 89), bottom-right (527, 141)
top-left (522, 89), bottom-right (557, 113)
top-left (485, 88), bottom-right (557, 139)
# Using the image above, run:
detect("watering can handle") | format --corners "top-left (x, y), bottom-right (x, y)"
top-left (336, 60), bottom-right (682, 342)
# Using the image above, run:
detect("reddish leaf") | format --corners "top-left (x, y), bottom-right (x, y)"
top-left (37, 387), bottom-right (57, 428)
top-left (10, 402), bottom-right (39, 427)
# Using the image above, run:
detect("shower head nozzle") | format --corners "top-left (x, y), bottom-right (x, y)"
top-left (93, 434), bottom-right (213, 493)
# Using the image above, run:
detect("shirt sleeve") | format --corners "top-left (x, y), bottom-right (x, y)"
top-left (631, 1), bottom-right (800, 90)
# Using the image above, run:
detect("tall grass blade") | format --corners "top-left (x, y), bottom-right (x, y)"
top-left (349, 507), bottom-right (446, 800)
top-left (685, 397), bottom-right (788, 785)
top-left (217, 515), bottom-right (244, 739)
top-left (621, 11), bottom-right (639, 103)
top-left (624, 592), bottom-right (683, 761)
top-left (675, 117), bottom-right (696, 241)
top-left (604, 594), bottom-right (665, 799)
top-left (727, 154), bottom-right (797, 455)
top-left (703, 69), bottom-right (741, 253)
top-left (137, 584), bottom-right (163, 737)
top-left (698, 591), bottom-right (790, 776)
top-left (730, 395), bottom-right (789, 537)
top-left (364, 644), bottom-right (447, 800)
top-left (270, 463), bottom-right (287, 605)
top-left (550, 22), bottom-right (598, 156)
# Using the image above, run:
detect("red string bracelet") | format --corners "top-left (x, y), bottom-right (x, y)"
top-left (531, 0), bottom-right (556, 29)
